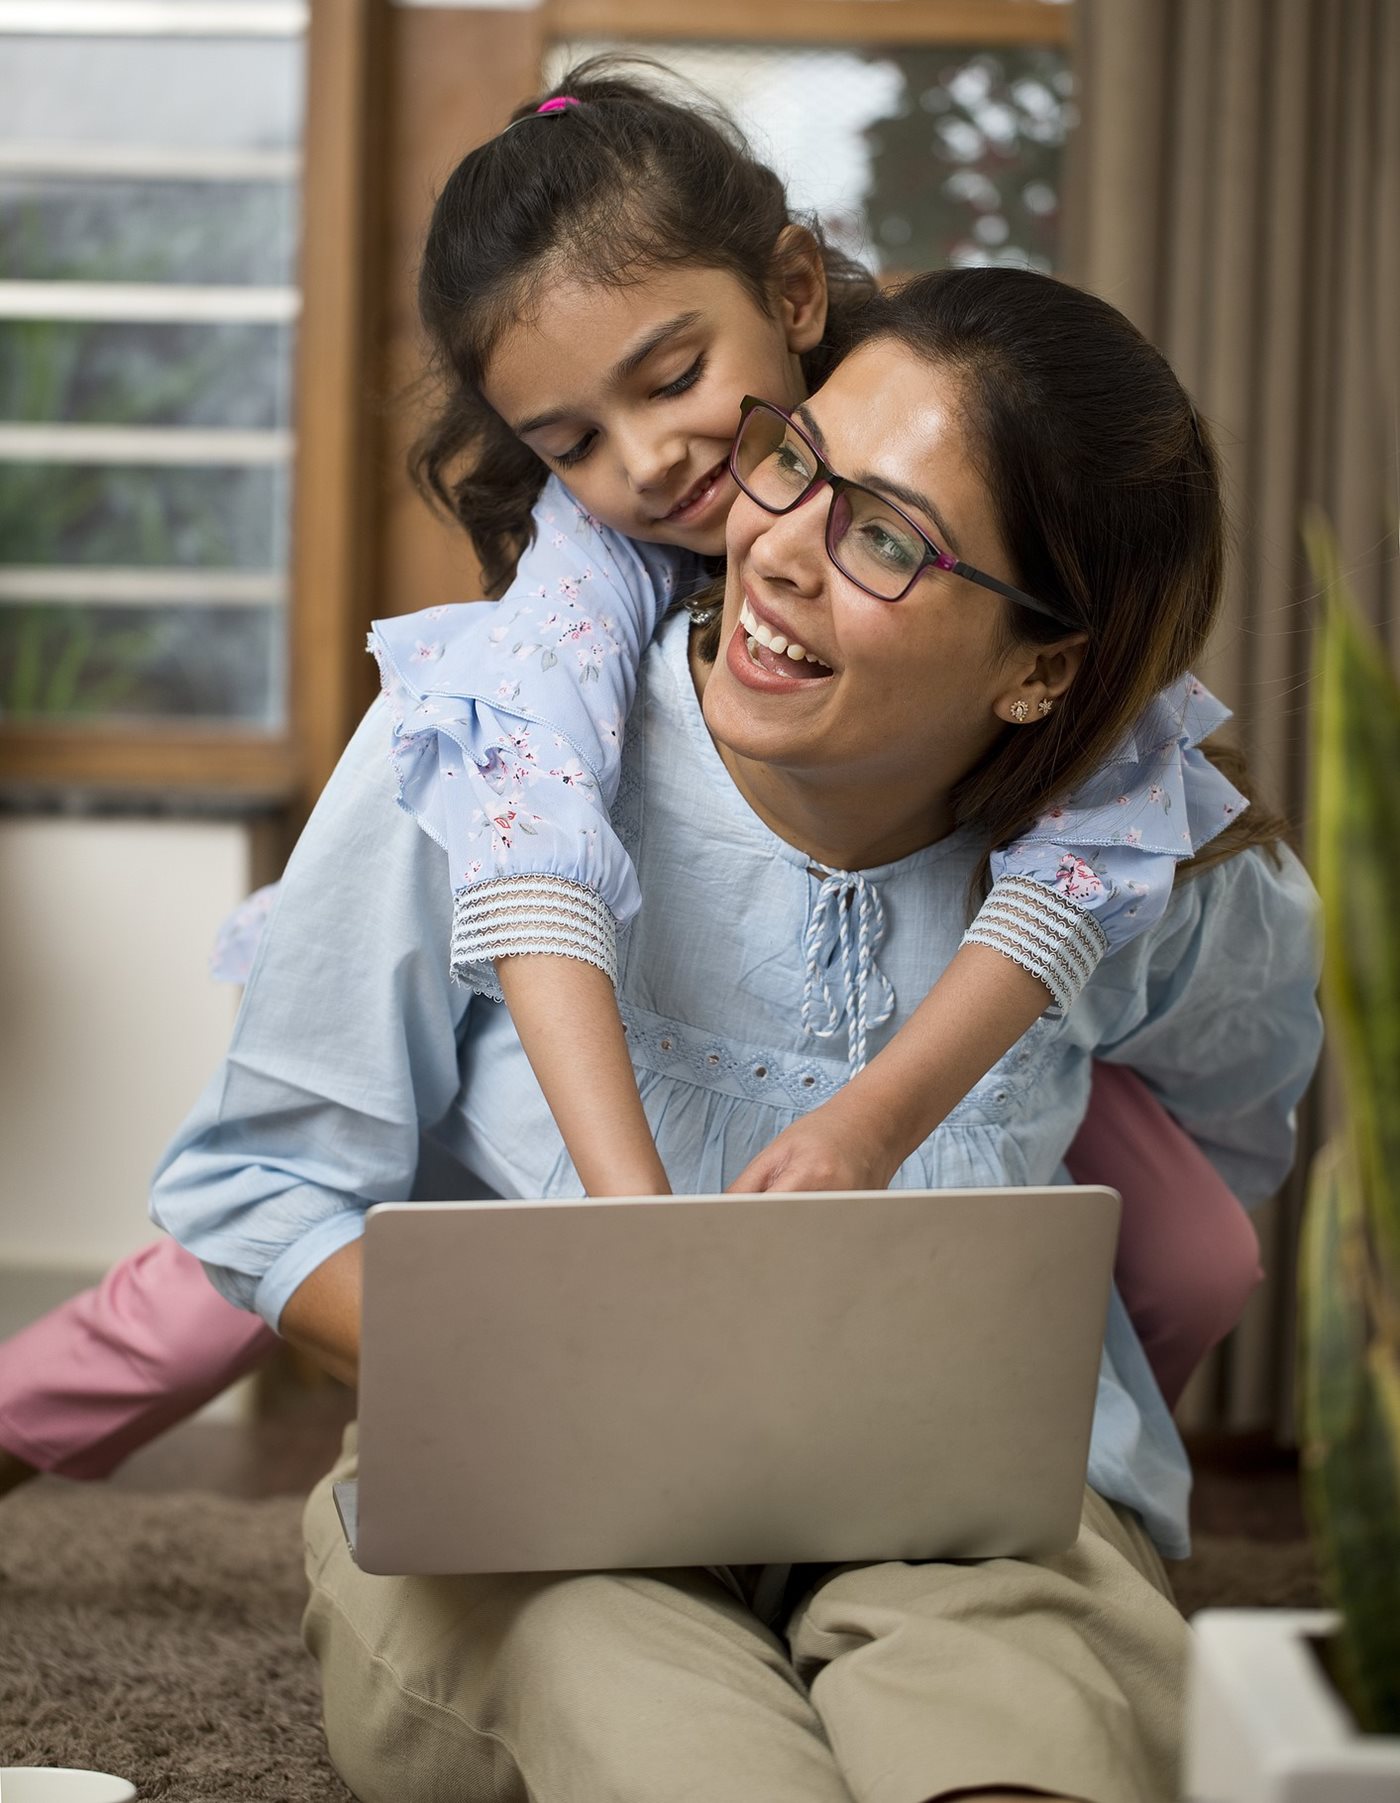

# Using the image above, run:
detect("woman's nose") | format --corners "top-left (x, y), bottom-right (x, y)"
top-left (744, 486), bottom-right (830, 595)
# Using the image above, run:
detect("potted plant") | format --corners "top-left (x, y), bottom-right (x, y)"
top-left (1184, 522), bottom-right (1400, 1798)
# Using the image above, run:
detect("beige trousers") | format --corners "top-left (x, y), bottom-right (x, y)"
top-left (302, 1424), bottom-right (1188, 1803)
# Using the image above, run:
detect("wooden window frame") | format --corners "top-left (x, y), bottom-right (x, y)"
top-left (0, 0), bottom-right (377, 809)
top-left (544, 1), bottom-right (1070, 48)
top-left (0, 0), bottom-right (1068, 810)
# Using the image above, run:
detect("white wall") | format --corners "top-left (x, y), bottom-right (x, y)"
top-left (0, 816), bottom-right (250, 1273)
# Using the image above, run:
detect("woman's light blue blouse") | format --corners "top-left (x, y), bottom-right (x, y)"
top-left (151, 608), bottom-right (1323, 1561)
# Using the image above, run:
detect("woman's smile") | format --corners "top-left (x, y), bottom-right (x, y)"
top-left (731, 597), bottom-right (834, 686)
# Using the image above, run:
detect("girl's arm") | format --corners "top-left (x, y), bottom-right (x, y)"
top-left (370, 479), bottom-right (686, 1197)
top-left (730, 673), bottom-right (1252, 1194)
top-left (495, 954), bottom-right (668, 1196)
top-left (728, 945), bottom-right (1048, 1192)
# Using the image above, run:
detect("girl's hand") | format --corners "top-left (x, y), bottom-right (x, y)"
top-left (725, 1096), bottom-right (902, 1195)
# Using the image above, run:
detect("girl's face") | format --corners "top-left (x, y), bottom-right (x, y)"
top-left (702, 339), bottom-right (1068, 827)
top-left (482, 258), bottom-right (826, 557)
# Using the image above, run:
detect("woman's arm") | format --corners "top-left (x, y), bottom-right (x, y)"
top-left (281, 1239), bottom-right (363, 1387)
top-left (150, 703), bottom-right (467, 1350)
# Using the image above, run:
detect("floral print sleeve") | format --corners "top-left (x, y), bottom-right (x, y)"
top-left (369, 476), bottom-right (696, 1000)
top-left (961, 675), bottom-right (1249, 1014)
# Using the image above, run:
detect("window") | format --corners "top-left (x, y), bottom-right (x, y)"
top-left (545, 0), bottom-right (1073, 275)
top-left (0, 0), bottom-right (369, 803)
top-left (544, 41), bottom-right (1071, 281)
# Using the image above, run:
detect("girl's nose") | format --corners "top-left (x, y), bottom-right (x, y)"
top-left (619, 424), bottom-right (687, 495)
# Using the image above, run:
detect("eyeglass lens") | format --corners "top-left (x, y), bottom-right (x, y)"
top-left (732, 405), bottom-right (930, 601)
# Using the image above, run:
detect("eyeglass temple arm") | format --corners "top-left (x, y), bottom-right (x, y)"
top-left (952, 559), bottom-right (1072, 627)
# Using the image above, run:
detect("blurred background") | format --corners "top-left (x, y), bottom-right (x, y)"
top-left (0, 0), bottom-right (1395, 1443)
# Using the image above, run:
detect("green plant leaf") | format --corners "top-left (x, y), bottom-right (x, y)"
top-left (1300, 1135), bottom-right (1400, 1733)
top-left (1299, 513), bottom-right (1400, 1732)
top-left (1305, 512), bottom-right (1400, 1292)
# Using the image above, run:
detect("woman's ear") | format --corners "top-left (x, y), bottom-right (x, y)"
top-left (772, 224), bottom-right (829, 355)
top-left (995, 633), bottom-right (1088, 725)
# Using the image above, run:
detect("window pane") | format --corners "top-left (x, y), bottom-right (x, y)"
top-left (546, 39), bottom-right (1073, 274)
top-left (0, 601), bottom-right (281, 725)
top-left (0, 462), bottom-right (289, 569)
top-left (0, 37), bottom-right (303, 151)
top-left (0, 177), bottom-right (299, 286)
top-left (0, 317), bottom-right (294, 432)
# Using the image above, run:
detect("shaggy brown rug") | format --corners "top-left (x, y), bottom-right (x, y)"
top-left (0, 1488), bottom-right (1327, 1802)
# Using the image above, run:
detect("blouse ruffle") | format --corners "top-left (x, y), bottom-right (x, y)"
top-left (963, 675), bottom-right (1249, 1013)
top-left (365, 477), bottom-right (695, 1000)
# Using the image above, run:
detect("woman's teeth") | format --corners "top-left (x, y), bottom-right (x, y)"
top-left (739, 600), bottom-right (827, 667)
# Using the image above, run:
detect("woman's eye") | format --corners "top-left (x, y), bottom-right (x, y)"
top-left (653, 353), bottom-right (706, 400)
top-left (775, 440), bottom-right (815, 483)
top-left (856, 519), bottom-right (921, 572)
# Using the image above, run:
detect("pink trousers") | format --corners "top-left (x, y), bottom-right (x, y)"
top-left (0, 1064), bottom-right (1260, 1479)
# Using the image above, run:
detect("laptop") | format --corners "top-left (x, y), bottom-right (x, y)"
top-left (336, 1185), bottom-right (1119, 1576)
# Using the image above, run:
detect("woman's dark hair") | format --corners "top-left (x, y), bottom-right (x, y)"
top-left (410, 56), bottom-right (876, 594)
top-left (695, 265), bottom-right (1286, 877)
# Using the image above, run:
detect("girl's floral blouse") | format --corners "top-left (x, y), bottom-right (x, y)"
top-left (214, 474), bottom-right (1246, 1026)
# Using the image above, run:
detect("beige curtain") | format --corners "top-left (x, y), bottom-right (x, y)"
top-left (1063, 0), bottom-right (1400, 1436)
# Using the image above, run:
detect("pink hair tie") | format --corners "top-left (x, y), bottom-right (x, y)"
top-left (535, 95), bottom-right (581, 115)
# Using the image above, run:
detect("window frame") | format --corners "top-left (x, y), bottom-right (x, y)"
top-left (0, 0), bottom-right (377, 808)
top-left (0, 0), bottom-right (1070, 810)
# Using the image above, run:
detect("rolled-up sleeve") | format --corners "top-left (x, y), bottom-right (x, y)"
top-left (1089, 843), bottom-right (1323, 1204)
top-left (149, 700), bottom-right (468, 1329)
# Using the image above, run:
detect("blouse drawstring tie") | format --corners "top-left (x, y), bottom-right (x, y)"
top-left (799, 867), bottom-right (896, 1075)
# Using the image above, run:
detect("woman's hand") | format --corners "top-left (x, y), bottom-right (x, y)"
top-left (726, 1092), bottom-right (904, 1195)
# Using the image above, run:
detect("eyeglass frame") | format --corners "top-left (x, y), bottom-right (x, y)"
top-left (729, 396), bottom-right (1076, 628)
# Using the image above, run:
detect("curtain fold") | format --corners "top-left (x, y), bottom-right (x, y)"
top-left (1064, 0), bottom-right (1400, 1436)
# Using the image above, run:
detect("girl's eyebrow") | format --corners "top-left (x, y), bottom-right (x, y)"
top-left (513, 312), bottom-right (705, 438)
top-left (612, 310), bottom-right (703, 383)
top-left (793, 401), bottom-right (963, 557)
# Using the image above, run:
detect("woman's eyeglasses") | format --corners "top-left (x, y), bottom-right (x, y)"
top-left (728, 396), bottom-right (1072, 625)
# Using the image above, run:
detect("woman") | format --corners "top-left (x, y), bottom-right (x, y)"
top-left (152, 269), bottom-right (1321, 1802)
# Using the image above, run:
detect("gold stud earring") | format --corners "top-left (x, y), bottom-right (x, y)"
top-left (1037, 697), bottom-right (1054, 717)
top-left (1009, 699), bottom-right (1030, 723)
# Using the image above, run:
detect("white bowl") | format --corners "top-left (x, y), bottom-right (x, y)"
top-left (0, 1772), bottom-right (137, 1802)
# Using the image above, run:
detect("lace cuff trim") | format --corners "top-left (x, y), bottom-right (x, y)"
top-left (451, 875), bottom-right (618, 1001)
top-left (960, 875), bottom-right (1110, 1015)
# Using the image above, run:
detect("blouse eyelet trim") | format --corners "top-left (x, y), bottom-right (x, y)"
top-left (959, 874), bottom-right (1110, 1016)
top-left (451, 875), bottom-right (618, 1000)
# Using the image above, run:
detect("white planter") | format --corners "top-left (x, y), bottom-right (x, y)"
top-left (1185, 1609), bottom-right (1400, 1801)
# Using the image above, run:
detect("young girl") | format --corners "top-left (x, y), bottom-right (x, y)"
top-left (0, 62), bottom-right (1262, 1499)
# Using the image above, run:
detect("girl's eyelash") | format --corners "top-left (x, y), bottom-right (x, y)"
top-left (550, 432), bottom-right (595, 470)
top-left (653, 354), bottom-right (706, 399)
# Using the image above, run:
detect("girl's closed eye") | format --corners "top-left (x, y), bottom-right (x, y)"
top-left (652, 353), bottom-right (707, 400)
top-left (549, 431), bottom-right (597, 470)
top-left (540, 353), bottom-right (706, 469)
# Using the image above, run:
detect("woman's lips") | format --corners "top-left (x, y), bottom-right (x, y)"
top-left (663, 461), bottom-right (731, 526)
top-left (738, 598), bottom-right (831, 671)
top-left (724, 610), bottom-right (835, 694)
